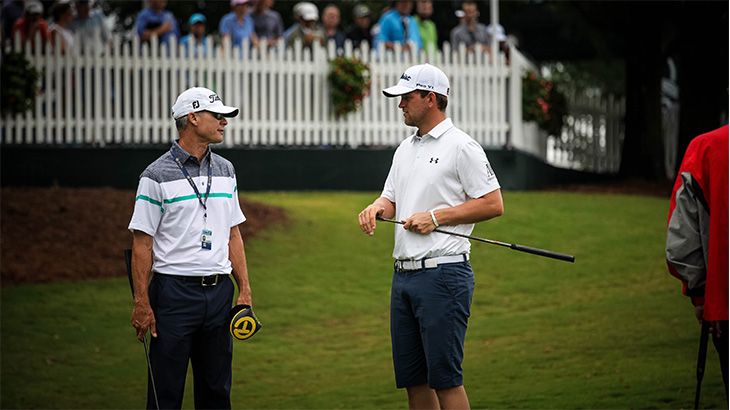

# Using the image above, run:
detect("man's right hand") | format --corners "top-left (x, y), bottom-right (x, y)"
top-left (131, 302), bottom-right (157, 342)
top-left (359, 205), bottom-right (385, 236)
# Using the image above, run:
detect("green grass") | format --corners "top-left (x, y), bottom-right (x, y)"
top-left (2, 191), bottom-right (726, 409)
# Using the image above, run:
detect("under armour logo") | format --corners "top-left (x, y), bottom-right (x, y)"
top-left (430, 157), bottom-right (439, 164)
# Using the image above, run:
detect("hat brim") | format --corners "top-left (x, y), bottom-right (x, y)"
top-left (382, 85), bottom-right (415, 98)
top-left (208, 106), bottom-right (239, 118)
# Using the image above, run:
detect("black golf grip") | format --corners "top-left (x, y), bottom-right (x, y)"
top-left (510, 244), bottom-right (575, 263)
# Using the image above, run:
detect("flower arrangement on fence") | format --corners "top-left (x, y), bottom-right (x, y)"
top-left (328, 56), bottom-right (371, 118)
top-left (522, 71), bottom-right (568, 136)
top-left (1, 52), bottom-right (41, 117)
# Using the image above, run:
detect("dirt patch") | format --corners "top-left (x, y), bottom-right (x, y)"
top-left (0, 187), bottom-right (288, 287)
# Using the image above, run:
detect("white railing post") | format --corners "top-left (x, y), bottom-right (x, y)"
top-left (2, 33), bottom-right (625, 175)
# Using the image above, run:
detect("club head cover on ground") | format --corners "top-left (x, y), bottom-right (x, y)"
top-left (229, 304), bottom-right (261, 341)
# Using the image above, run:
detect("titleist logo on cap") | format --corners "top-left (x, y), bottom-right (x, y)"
top-left (171, 87), bottom-right (239, 119)
top-left (383, 64), bottom-right (450, 98)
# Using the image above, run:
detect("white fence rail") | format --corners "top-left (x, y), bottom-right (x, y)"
top-left (1, 33), bottom-right (623, 173)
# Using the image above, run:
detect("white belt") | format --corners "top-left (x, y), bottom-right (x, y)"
top-left (394, 254), bottom-right (469, 272)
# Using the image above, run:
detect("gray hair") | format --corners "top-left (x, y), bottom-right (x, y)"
top-left (175, 116), bottom-right (188, 131)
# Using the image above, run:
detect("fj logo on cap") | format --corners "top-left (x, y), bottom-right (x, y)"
top-left (192, 101), bottom-right (200, 109)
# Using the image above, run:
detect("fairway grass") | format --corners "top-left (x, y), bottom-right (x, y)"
top-left (1, 191), bottom-right (726, 409)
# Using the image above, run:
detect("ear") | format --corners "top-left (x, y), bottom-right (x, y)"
top-left (188, 112), bottom-right (198, 126)
top-left (427, 92), bottom-right (437, 107)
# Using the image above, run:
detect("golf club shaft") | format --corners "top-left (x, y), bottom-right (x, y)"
top-left (376, 216), bottom-right (575, 263)
top-left (694, 319), bottom-right (711, 410)
top-left (143, 335), bottom-right (161, 410)
top-left (124, 249), bottom-right (161, 410)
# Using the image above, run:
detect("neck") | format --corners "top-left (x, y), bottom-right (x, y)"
top-left (417, 113), bottom-right (445, 137)
top-left (178, 137), bottom-right (209, 162)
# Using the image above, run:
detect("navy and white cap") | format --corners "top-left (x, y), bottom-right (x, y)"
top-left (382, 63), bottom-right (450, 98)
top-left (171, 87), bottom-right (239, 119)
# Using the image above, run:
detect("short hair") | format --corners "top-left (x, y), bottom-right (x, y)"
top-left (175, 115), bottom-right (188, 131)
top-left (417, 89), bottom-right (448, 112)
top-left (51, 2), bottom-right (72, 21)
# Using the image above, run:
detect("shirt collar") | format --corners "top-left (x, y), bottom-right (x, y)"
top-left (172, 140), bottom-right (210, 164)
top-left (411, 118), bottom-right (454, 142)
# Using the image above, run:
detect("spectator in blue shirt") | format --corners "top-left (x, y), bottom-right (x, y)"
top-left (373, 0), bottom-right (422, 53)
top-left (179, 13), bottom-right (208, 58)
top-left (135, 0), bottom-right (179, 50)
top-left (219, 0), bottom-right (260, 57)
top-left (251, 0), bottom-right (284, 48)
top-left (69, 0), bottom-right (112, 55)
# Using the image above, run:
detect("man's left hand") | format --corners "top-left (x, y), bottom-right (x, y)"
top-left (402, 212), bottom-right (436, 234)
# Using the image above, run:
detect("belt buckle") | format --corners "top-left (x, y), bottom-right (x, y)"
top-left (201, 275), bottom-right (218, 287)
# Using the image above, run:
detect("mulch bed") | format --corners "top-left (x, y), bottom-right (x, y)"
top-left (0, 187), bottom-right (288, 287)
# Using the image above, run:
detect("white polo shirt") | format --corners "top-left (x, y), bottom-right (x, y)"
top-left (128, 142), bottom-right (246, 276)
top-left (381, 118), bottom-right (500, 260)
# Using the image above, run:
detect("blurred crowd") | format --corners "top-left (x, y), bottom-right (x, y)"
top-left (1, 0), bottom-right (512, 57)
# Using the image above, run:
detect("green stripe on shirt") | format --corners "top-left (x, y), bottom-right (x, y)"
top-left (163, 192), bottom-right (234, 204)
top-left (136, 195), bottom-right (162, 206)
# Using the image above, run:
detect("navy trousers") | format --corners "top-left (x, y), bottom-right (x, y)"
top-left (147, 274), bottom-right (233, 410)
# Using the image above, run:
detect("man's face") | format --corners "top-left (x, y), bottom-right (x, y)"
top-left (355, 15), bottom-right (370, 29)
top-left (234, 3), bottom-right (250, 16)
top-left (194, 111), bottom-right (228, 144)
top-left (416, 1), bottom-right (432, 19)
top-left (462, 3), bottom-right (478, 22)
top-left (395, 1), bottom-right (413, 16)
top-left (75, 2), bottom-right (90, 18)
top-left (322, 7), bottom-right (340, 29)
top-left (398, 91), bottom-right (429, 128)
top-left (191, 22), bottom-right (205, 37)
top-left (26, 12), bottom-right (41, 25)
top-left (150, 0), bottom-right (167, 12)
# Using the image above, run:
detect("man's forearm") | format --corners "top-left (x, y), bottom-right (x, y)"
top-left (432, 189), bottom-right (503, 226)
top-left (229, 226), bottom-right (252, 305)
top-left (132, 232), bottom-right (154, 306)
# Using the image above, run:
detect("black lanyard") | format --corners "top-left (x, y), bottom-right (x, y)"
top-left (169, 148), bottom-right (212, 219)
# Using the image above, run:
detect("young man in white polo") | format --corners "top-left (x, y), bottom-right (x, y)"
top-left (129, 87), bottom-right (253, 409)
top-left (358, 63), bottom-right (503, 409)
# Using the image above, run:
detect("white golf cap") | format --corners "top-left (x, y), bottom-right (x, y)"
top-left (171, 87), bottom-right (239, 119)
top-left (298, 2), bottom-right (318, 21)
top-left (382, 63), bottom-right (450, 98)
top-left (486, 24), bottom-right (507, 42)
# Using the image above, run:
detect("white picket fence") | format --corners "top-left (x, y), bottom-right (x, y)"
top-left (1, 32), bottom-right (624, 173)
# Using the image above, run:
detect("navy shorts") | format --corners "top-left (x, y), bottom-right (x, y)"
top-left (390, 260), bottom-right (475, 390)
